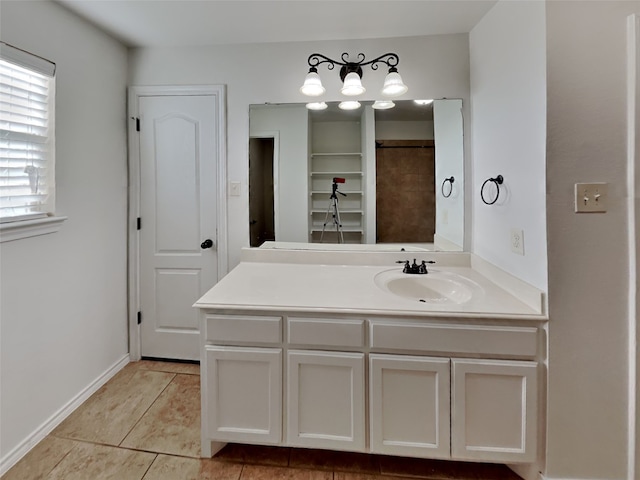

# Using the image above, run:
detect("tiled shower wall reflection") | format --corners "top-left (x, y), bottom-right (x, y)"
top-left (376, 140), bottom-right (435, 243)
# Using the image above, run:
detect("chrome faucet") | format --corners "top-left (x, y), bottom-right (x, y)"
top-left (396, 258), bottom-right (435, 274)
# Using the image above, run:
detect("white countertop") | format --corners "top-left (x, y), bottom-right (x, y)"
top-left (194, 261), bottom-right (546, 320)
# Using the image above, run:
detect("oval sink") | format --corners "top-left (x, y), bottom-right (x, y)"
top-left (374, 269), bottom-right (481, 305)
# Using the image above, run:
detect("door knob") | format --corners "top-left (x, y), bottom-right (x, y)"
top-left (200, 239), bottom-right (214, 249)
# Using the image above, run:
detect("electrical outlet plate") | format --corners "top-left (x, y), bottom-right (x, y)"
top-left (441, 208), bottom-right (448, 225)
top-left (511, 228), bottom-right (524, 255)
top-left (575, 182), bottom-right (608, 213)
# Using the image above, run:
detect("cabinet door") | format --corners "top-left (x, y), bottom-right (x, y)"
top-left (205, 346), bottom-right (281, 444)
top-left (287, 350), bottom-right (365, 451)
top-left (369, 354), bottom-right (450, 458)
top-left (451, 359), bottom-right (538, 463)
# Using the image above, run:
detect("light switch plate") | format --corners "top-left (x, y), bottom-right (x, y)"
top-left (230, 181), bottom-right (241, 197)
top-left (510, 228), bottom-right (524, 255)
top-left (575, 182), bottom-right (608, 213)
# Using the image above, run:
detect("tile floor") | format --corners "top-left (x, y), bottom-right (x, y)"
top-left (2, 360), bottom-right (523, 480)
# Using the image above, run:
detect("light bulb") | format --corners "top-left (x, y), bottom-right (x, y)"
top-left (300, 71), bottom-right (325, 97)
top-left (372, 100), bottom-right (395, 110)
top-left (382, 71), bottom-right (408, 97)
top-left (338, 100), bottom-right (361, 110)
top-left (340, 72), bottom-right (365, 96)
top-left (306, 102), bottom-right (328, 110)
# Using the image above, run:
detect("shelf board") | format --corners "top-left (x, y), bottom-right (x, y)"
top-left (310, 227), bottom-right (364, 233)
top-left (311, 152), bottom-right (362, 157)
top-left (310, 190), bottom-right (363, 195)
top-left (310, 209), bottom-right (363, 215)
top-left (310, 171), bottom-right (363, 176)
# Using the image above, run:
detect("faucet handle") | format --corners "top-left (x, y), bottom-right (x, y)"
top-left (419, 260), bottom-right (436, 274)
top-left (395, 260), bottom-right (410, 273)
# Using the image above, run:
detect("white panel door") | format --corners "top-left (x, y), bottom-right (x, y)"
top-left (205, 346), bottom-right (282, 444)
top-left (451, 358), bottom-right (538, 463)
top-left (139, 95), bottom-right (219, 360)
top-left (370, 354), bottom-right (451, 458)
top-left (287, 350), bottom-right (365, 451)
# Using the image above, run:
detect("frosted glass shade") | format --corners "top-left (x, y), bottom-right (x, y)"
top-left (372, 100), bottom-right (395, 110)
top-left (338, 100), bottom-right (361, 110)
top-left (300, 72), bottom-right (325, 96)
top-left (306, 102), bottom-right (328, 110)
top-left (340, 72), bottom-right (366, 96)
top-left (382, 71), bottom-right (408, 97)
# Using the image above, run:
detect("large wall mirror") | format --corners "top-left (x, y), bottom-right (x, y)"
top-left (249, 99), bottom-right (464, 251)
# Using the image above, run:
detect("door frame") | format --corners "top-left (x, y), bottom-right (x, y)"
top-left (249, 131), bottom-right (279, 242)
top-left (127, 85), bottom-right (228, 361)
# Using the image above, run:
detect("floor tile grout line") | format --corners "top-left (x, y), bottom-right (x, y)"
top-left (36, 440), bottom-right (78, 479)
top-left (117, 372), bottom-right (178, 447)
top-left (139, 453), bottom-right (159, 480)
top-left (48, 435), bottom-right (196, 460)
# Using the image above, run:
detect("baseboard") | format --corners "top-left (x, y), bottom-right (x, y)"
top-left (0, 353), bottom-right (130, 476)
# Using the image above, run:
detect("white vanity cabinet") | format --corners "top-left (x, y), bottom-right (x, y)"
top-left (369, 354), bottom-right (451, 458)
top-left (286, 316), bottom-right (367, 450)
top-left (204, 346), bottom-right (282, 444)
top-left (200, 311), bottom-right (542, 465)
top-left (369, 319), bottom-right (539, 463)
top-left (287, 350), bottom-right (365, 450)
top-left (369, 355), bottom-right (538, 463)
top-left (201, 314), bottom-right (283, 452)
top-left (451, 358), bottom-right (538, 463)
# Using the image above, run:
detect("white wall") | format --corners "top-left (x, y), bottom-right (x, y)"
top-left (249, 104), bottom-right (309, 242)
top-left (375, 120), bottom-right (433, 140)
top-left (434, 99), bottom-right (464, 249)
top-left (469, 1), bottom-right (547, 291)
top-left (128, 33), bottom-right (471, 268)
top-left (0, 0), bottom-right (129, 466)
top-left (545, 2), bottom-right (638, 479)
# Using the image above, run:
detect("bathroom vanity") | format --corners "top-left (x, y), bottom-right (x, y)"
top-left (194, 248), bottom-right (547, 468)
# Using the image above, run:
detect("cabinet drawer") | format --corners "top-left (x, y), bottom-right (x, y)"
top-left (369, 322), bottom-right (538, 357)
top-left (288, 317), bottom-right (365, 348)
top-left (205, 314), bottom-right (282, 344)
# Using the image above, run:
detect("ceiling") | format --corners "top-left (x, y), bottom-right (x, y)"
top-left (54, 0), bottom-right (497, 48)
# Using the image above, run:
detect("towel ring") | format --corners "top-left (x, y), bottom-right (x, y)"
top-left (441, 176), bottom-right (454, 198)
top-left (480, 175), bottom-right (504, 205)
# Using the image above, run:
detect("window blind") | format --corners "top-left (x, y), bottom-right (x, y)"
top-left (0, 43), bottom-right (55, 223)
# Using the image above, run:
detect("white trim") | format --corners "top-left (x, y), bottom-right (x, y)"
top-left (127, 85), bottom-right (228, 361)
top-left (0, 216), bottom-right (67, 243)
top-left (250, 131), bottom-right (280, 244)
top-left (0, 354), bottom-right (129, 477)
top-left (0, 41), bottom-right (55, 77)
top-left (628, 14), bottom-right (640, 480)
top-left (539, 477), bottom-right (592, 480)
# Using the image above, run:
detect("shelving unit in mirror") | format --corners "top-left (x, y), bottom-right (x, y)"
top-left (309, 114), bottom-right (368, 244)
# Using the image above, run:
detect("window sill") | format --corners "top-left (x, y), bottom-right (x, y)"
top-left (0, 216), bottom-right (68, 243)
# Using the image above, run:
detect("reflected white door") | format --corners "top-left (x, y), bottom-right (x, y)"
top-left (139, 95), bottom-right (219, 360)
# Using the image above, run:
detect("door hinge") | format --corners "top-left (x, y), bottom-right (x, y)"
top-left (137, 311), bottom-right (142, 324)
top-left (136, 117), bottom-right (140, 132)
top-left (137, 217), bottom-right (141, 230)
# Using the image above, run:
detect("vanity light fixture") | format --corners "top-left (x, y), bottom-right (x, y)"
top-left (306, 101), bottom-right (328, 111)
top-left (300, 52), bottom-right (408, 107)
top-left (414, 99), bottom-right (434, 105)
top-left (338, 100), bottom-right (361, 111)
top-left (372, 100), bottom-right (395, 110)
